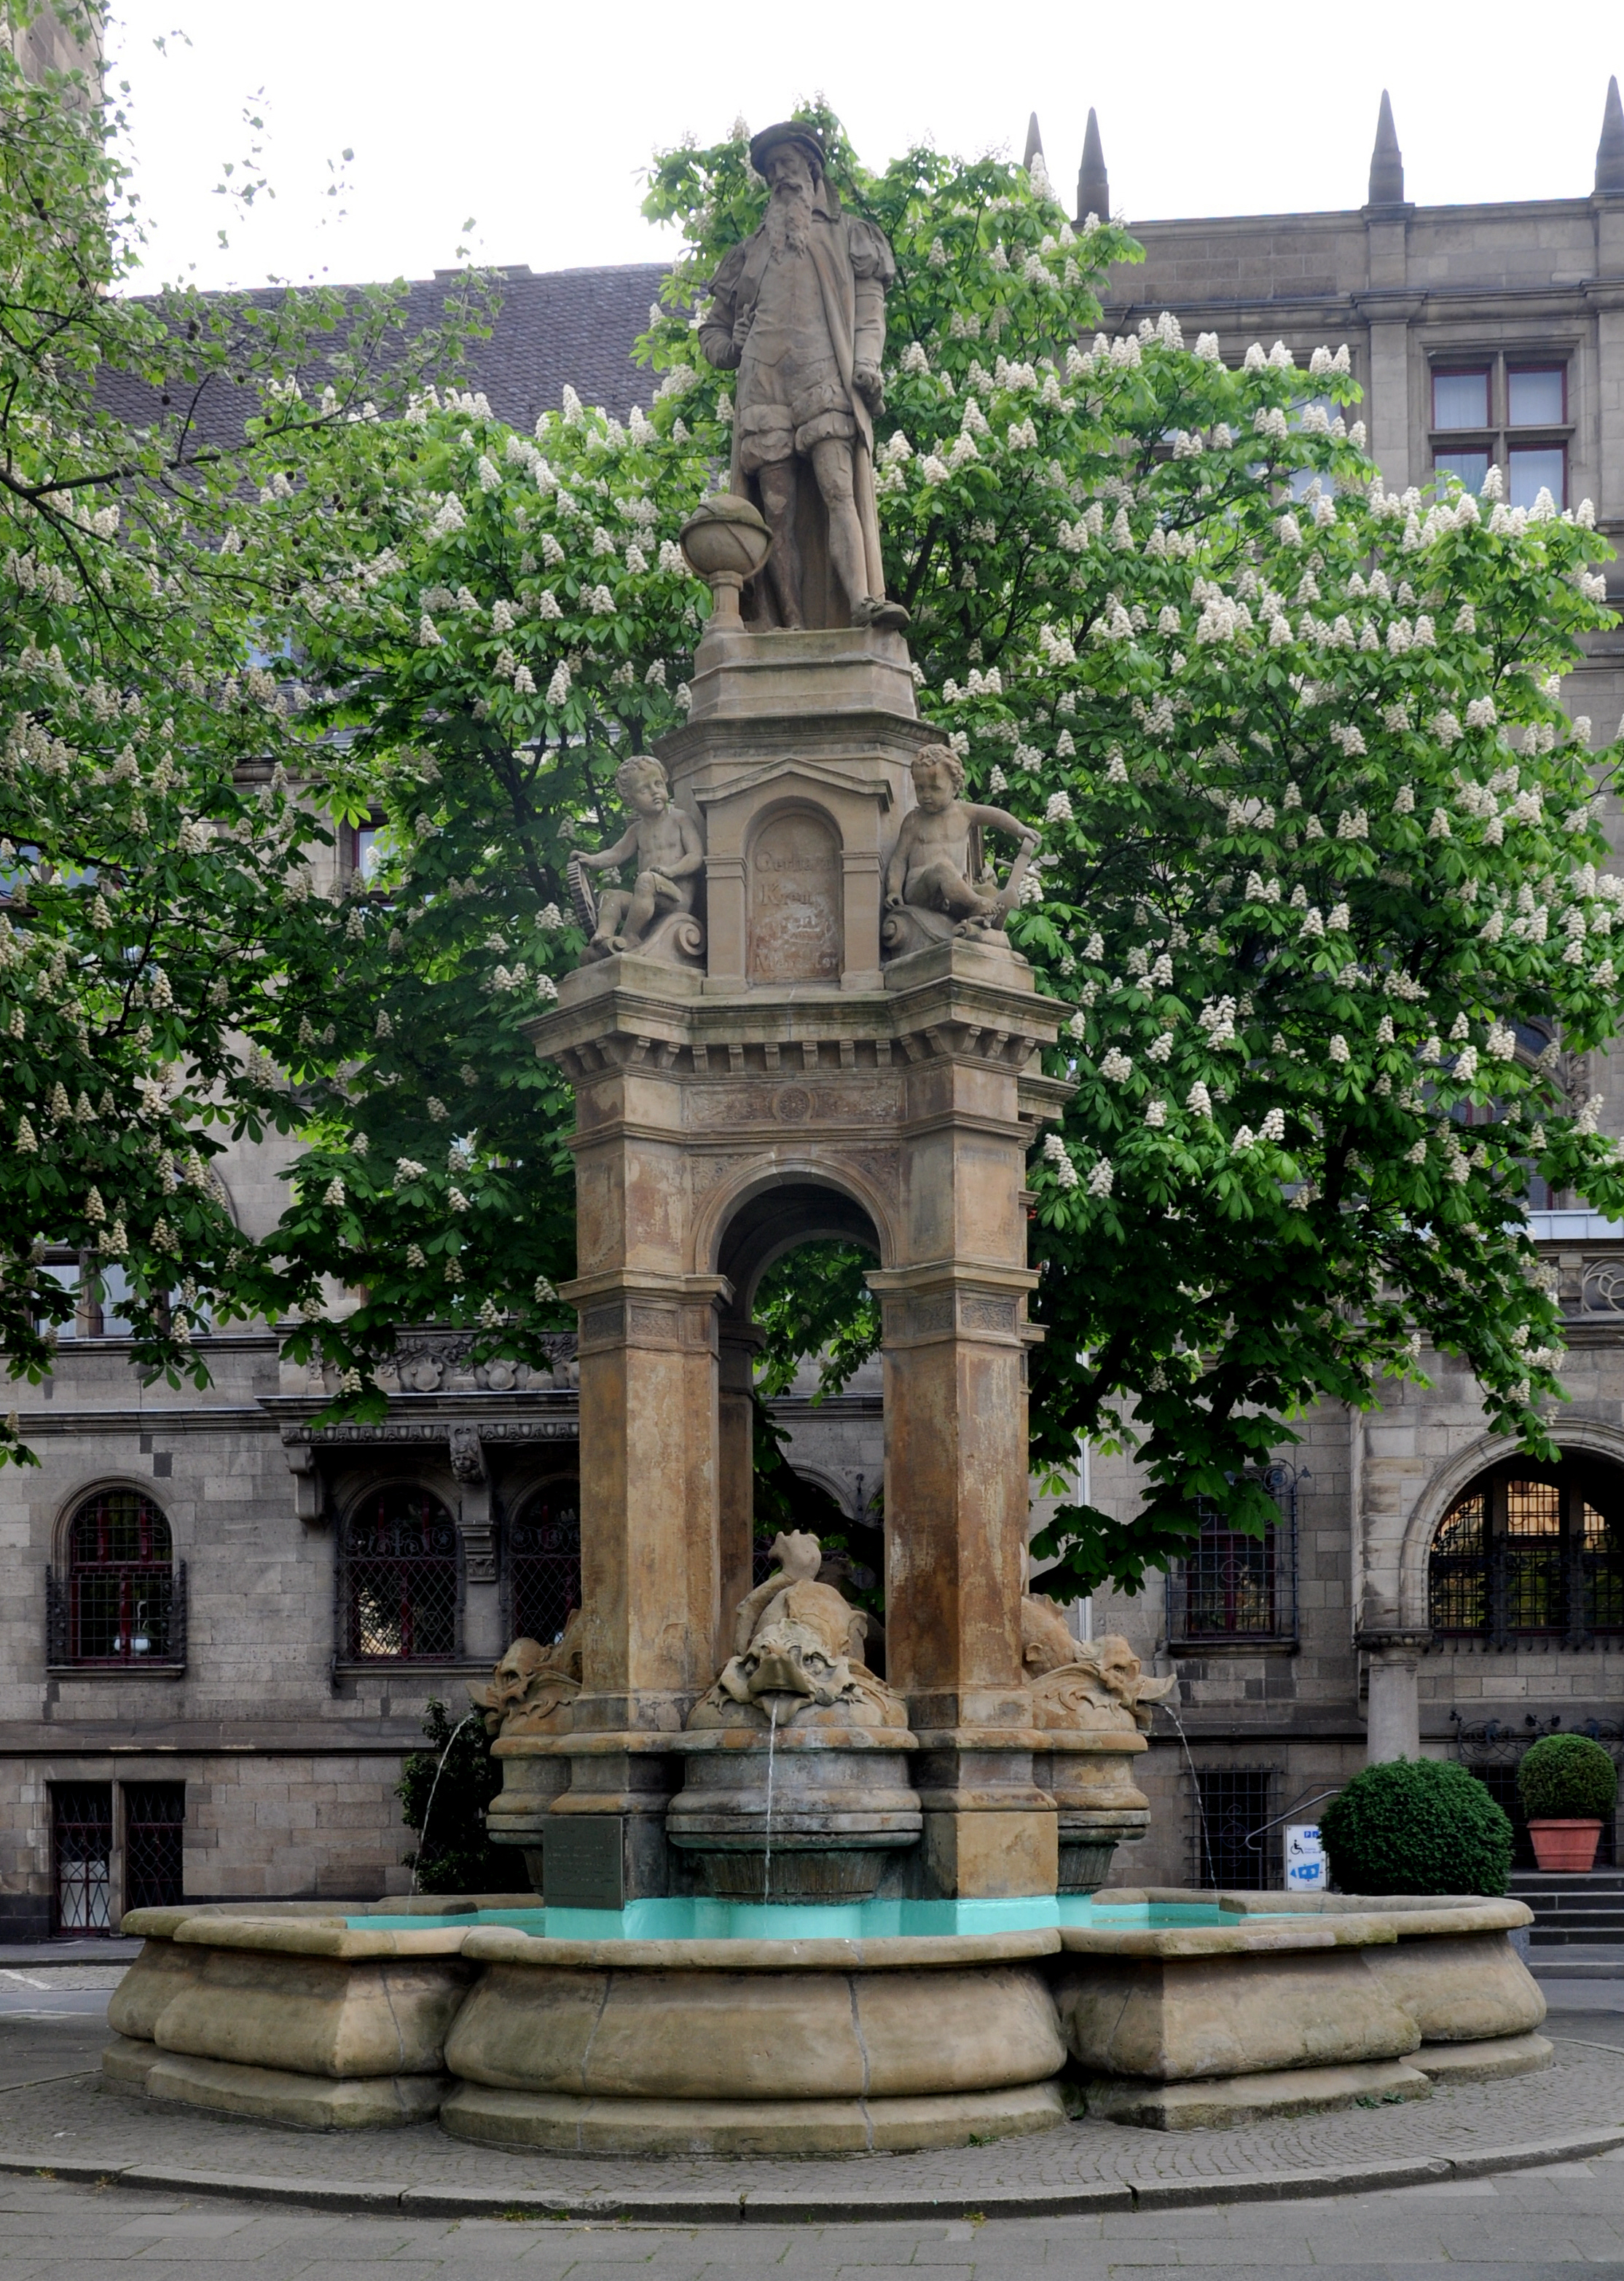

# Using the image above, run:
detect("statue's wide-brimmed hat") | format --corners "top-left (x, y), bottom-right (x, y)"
top-left (750, 121), bottom-right (825, 179)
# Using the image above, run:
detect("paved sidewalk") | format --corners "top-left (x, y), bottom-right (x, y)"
top-left (2, 2006), bottom-right (1624, 2221)
top-left (7, 2154), bottom-right (1624, 2278)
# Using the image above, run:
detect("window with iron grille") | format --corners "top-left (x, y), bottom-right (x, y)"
top-left (341, 1486), bottom-right (460, 1661)
top-left (51, 1783), bottom-right (112, 1935)
top-left (123, 1783), bottom-right (185, 1911)
top-left (1190, 1767), bottom-right (1278, 1889)
top-left (506, 1483), bottom-right (581, 1647)
top-left (1166, 1465), bottom-right (1298, 1646)
top-left (1428, 1456), bottom-right (1624, 1645)
top-left (50, 1490), bottom-right (184, 1668)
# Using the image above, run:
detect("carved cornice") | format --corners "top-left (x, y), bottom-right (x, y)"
top-left (278, 1416), bottom-right (580, 1450)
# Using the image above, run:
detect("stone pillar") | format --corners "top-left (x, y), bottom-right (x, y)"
top-left (1358, 1628), bottom-right (1430, 1763)
top-left (450, 1425), bottom-right (504, 1665)
top-left (716, 1319), bottom-right (764, 1665)
top-left (549, 1267), bottom-right (727, 1899)
top-left (868, 964), bottom-right (1063, 1901)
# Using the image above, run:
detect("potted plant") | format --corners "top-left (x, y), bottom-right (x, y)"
top-left (1517, 1734), bottom-right (1618, 1874)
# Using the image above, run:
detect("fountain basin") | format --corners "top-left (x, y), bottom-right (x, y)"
top-left (100, 1887), bottom-right (1547, 2143)
top-left (442, 1925), bottom-right (1066, 2153)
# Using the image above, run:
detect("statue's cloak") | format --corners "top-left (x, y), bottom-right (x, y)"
top-left (701, 188), bottom-right (894, 628)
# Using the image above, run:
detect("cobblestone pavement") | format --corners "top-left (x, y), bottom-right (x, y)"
top-left (4, 2156), bottom-right (1624, 2277)
top-left (1, 2006), bottom-right (1624, 2225)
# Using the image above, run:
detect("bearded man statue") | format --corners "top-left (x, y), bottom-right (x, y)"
top-left (699, 122), bottom-right (908, 635)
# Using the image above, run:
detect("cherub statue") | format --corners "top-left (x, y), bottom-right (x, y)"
top-left (1020, 1592), bottom-right (1180, 1734)
top-left (882, 745), bottom-right (1040, 955)
top-left (468, 1611), bottom-right (582, 1740)
top-left (688, 1530), bottom-right (907, 1732)
top-left (569, 754), bottom-right (705, 964)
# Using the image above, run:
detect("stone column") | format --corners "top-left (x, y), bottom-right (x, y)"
top-left (1357, 1628), bottom-right (1431, 1762)
top-left (715, 1319), bottom-right (764, 1665)
top-left (549, 1267), bottom-right (728, 1899)
top-left (875, 1263), bottom-right (1055, 1899)
top-left (450, 1424), bottom-right (505, 1665)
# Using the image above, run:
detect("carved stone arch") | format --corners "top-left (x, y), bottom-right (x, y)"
top-left (693, 1155), bottom-right (896, 1298)
top-left (787, 1462), bottom-right (862, 1520)
top-left (1394, 1415), bottom-right (1624, 1630)
top-left (51, 1476), bottom-right (173, 1571)
top-left (332, 1466), bottom-right (458, 1535)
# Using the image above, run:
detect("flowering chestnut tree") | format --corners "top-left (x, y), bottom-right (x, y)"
top-left (249, 114), bottom-right (1622, 1587)
top-left (0, 31), bottom-right (485, 1456)
top-left (10, 90), bottom-right (1621, 1603)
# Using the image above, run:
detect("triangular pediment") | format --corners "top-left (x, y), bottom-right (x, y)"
top-left (692, 753), bottom-right (894, 810)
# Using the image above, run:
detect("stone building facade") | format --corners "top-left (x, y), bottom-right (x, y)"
top-left (7, 86), bottom-right (1624, 1932)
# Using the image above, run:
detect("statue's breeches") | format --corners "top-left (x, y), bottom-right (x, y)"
top-left (737, 335), bottom-right (853, 474)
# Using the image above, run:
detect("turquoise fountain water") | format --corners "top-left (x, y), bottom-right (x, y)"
top-left (350, 1893), bottom-right (1281, 1939)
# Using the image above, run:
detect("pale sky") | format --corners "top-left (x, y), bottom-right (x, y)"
top-left (104, 1), bottom-right (1623, 293)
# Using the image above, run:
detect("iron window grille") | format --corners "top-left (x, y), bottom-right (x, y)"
top-left (51, 1783), bottom-right (112, 1935)
top-left (1429, 1457), bottom-right (1624, 1646)
top-left (340, 1487), bottom-right (460, 1662)
top-left (504, 1483), bottom-right (581, 1648)
top-left (1166, 1464), bottom-right (1299, 1648)
top-left (47, 1491), bottom-right (185, 1669)
top-left (1452, 1712), bottom-right (1621, 1868)
top-left (122, 1783), bottom-right (186, 1912)
top-left (1189, 1767), bottom-right (1279, 1890)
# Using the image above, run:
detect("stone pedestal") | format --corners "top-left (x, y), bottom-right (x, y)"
top-left (523, 627), bottom-right (1070, 1901)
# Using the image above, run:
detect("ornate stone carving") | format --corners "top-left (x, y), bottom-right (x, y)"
top-left (747, 809), bottom-right (843, 985)
top-left (698, 122), bottom-right (906, 636)
top-left (569, 754), bottom-right (705, 969)
top-left (689, 1530), bottom-right (907, 1732)
top-left (1021, 1596), bottom-right (1180, 1732)
top-left (882, 745), bottom-right (1040, 959)
top-left (447, 1425), bottom-right (486, 1484)
top-left (361, 1328), bottom-right (576, 1398)
top-left (1022, 1595), bottom-right (1171, 1896)
top-left (468, 1613), bottom-right (583, 1740)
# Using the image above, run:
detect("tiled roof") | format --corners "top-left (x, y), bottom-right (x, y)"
top-left (98, 262), bottom-right (670, 444)
top-left (451, 264), bottom-right (670, 427)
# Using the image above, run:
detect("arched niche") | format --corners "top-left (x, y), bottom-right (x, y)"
top-left (745, 803), bottom-right (844, 987)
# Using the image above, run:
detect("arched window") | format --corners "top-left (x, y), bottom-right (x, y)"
top-left (1429, 1454), bottom-right (1624, 1644)
top-left (342, 1487), bottom-right (458, 1661)
top-left (507, 1482), bottom-right (580, 1646)
top-left (61, 1491), bottom-right (181, 1665)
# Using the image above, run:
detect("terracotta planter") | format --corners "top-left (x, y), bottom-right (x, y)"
top-left (1528, 1818), bottom-right (1603, 1874)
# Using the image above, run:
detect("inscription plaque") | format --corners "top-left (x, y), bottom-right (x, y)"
top-left (544, 1815), bottom-right (625, 1909)
top-left (748, 809), bottom-right (842, 985)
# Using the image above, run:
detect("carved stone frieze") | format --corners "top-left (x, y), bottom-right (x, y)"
top-left (280, 1418), bottom-right (580, 1450)
top-left (686, 1077), bottom-right (903, 1131)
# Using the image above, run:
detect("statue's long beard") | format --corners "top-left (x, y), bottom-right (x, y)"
top-left (766, 185), bottom-right (812, 256)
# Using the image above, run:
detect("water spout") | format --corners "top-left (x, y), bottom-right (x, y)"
top-left (1158, 1697), bottom-right (1217, 1891)
top-left (412, 1710), bottom-right (479, 1898)
top-left (761, 1696), bottom-right (780, 1904)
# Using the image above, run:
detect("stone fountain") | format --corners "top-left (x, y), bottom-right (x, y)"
top-left (98, 121), bottom-right (1551, 2151)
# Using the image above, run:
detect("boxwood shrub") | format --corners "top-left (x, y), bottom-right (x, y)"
top-left (1319, 1759), bottom-right (1512, 1896)
top-left (1518, 1733), bottom-right (1618, 1822)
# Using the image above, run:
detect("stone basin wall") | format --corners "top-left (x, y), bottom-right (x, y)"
top-left (100, 1890), bottom-right (1550, 2147)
